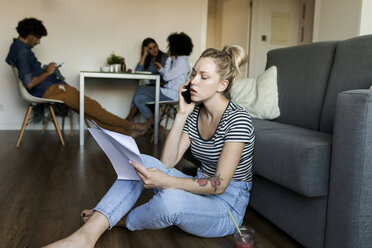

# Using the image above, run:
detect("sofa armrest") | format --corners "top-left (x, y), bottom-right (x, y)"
top-left (326, 89), bottom-right (372, 248)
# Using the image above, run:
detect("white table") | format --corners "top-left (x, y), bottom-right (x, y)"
top-left (79, 71), bottom-right (161, 146)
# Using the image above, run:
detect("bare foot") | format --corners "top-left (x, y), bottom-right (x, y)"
top-left (81, 209), bottom-right (94, 223)
top-left (129, 128), bottom-right (147, 138)
top-left (42, 232), bottom-right (91, 248)
top-left (132, 122), bottom-right (149, 131)
top-left (45, 211), bottom-right (109, 248)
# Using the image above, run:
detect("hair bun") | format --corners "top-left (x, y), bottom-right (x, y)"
top-left (222, 45), bottom-right (248, 73)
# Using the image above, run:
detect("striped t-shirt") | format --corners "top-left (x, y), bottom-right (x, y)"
top-left (182, 101), bottom-right (255, 182)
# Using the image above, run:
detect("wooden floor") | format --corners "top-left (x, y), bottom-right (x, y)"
top-left (0, 130), bottom-right (303, 248)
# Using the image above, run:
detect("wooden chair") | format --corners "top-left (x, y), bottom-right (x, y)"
top-left (146, 100), bottom-right (178, 142)
top-left (12, 67), bottom-right (65, 147)
top-left (41, 105), bottom-right (90, 136)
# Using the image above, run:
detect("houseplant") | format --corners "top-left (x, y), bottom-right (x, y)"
top-left (106, 53), bottom-right (123, 72)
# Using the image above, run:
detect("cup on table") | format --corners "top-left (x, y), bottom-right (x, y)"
top-left (100, 66), bottom-right (110, 72)
top-left (234, 226), bottom-right (255, 248)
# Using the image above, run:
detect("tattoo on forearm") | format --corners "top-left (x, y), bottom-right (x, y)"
top-left (192, 174), bottom-right (223, 193)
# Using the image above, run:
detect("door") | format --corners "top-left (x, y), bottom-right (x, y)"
top-left (249, 0), bottom-right (305, 77)
top-left (207, 0), bottom-right (252, 77)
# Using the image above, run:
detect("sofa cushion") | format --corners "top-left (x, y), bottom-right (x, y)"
top-left (266, 41), bottom-right (337, 131)
top-left (231, 66), bottom-right (280, 120)
top-left (252, 119), bottom-right (332, 197)
top-left (320, 35), bottom-right (372, 133)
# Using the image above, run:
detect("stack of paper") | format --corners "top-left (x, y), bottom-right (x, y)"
top-left (88, 122), bottom-right (141, 180)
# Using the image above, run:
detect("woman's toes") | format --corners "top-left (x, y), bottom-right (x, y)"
top-left (80, 209), bottom-right (93, 218)
top-left (129, 129), bottom-right (147, 138)
top-left (133, 122), bottom-right (148, 131)
top-left (82, 216), bottom-right (91, 223)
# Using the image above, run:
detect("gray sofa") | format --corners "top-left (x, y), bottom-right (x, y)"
top-left (250, 35), bottom-right (372, 247)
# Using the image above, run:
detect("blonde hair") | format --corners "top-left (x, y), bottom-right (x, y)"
top-left (200, 46), bottom-right (247, 96)
top-left (222, 45), bottom-right (248, 75)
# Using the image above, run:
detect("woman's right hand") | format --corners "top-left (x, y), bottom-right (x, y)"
top-left (142, 46), bottom-right (149, 58)
top-left (178, 81), bottom-right (195, 115)
top-left (139, 47), bottom-right (149, 65)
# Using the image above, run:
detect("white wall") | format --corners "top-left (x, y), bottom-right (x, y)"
top-left (220, 0), bottom-right (250, 49)
top-left (359, 0), bottom-right (372, 35)
top-left (0, 0), bottom-right (207, 130)
top-left (314, 0), bottom-right (362, 41)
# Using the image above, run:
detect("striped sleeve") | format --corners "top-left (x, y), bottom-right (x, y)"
top-left (224, 111), bottom-right (254, 143)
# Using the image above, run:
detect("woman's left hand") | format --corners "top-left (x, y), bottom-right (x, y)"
top-left (130, 161), bottom-right (171, 189)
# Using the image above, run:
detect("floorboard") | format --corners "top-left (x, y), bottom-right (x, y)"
top-left (0, 130), bottom-right (302, 248)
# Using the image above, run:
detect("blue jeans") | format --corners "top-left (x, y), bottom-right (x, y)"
top-left (94, 154), bottom-right (252, 238)
top-left (132, 86), bottom-right (172, 119)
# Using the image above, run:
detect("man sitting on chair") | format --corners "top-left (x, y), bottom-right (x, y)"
top-left (6, 17), bottom-right (148, 137)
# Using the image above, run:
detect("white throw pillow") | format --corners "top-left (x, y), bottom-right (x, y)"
top-left (230, 66), bottom-right (280, 119)
top-left (369, 85), bottom-right (372, 90)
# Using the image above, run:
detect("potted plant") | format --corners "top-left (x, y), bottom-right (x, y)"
top-left (106, 53), bottom-right (123, 72)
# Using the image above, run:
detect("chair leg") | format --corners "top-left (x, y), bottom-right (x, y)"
top-left (69, 109), bottom-right (74, 136)
top-left (85, 119), bottom-right (90, 128)
top-left (49, 105), bottom-right (65, 146)
top-left (16, 105), bottom-right (33, 147)
top-left (41, 112), bottom-right (51, 135)
top-left (151, 131), bottom-right (154, 143)
top-left (62, 115), bottom-right (65, 132)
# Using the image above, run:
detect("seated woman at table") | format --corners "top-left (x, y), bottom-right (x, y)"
top-left (6, 17), bottom-right (148, 138)
top-left (126, 32), bottom-right (193, 128)
top-left (135, 37), bottom-right (167, 85)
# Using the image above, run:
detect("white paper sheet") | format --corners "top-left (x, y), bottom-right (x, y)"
top-left (88, 124), bottom-right (141, 181)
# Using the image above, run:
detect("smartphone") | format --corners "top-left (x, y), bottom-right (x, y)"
top-left (58, 62), bottom-right (64, 67)
top-left (182, 83), bottom-right (192, 104)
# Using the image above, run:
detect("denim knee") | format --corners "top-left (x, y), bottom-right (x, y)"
top-left (140, 154), bottom-right (168, 172)
top-left (140, 154), bottom-right (192, 179)
top-left (151, 189), bottom-right (186, 214)
top-left (126, 188), bottom-right (188, 229)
